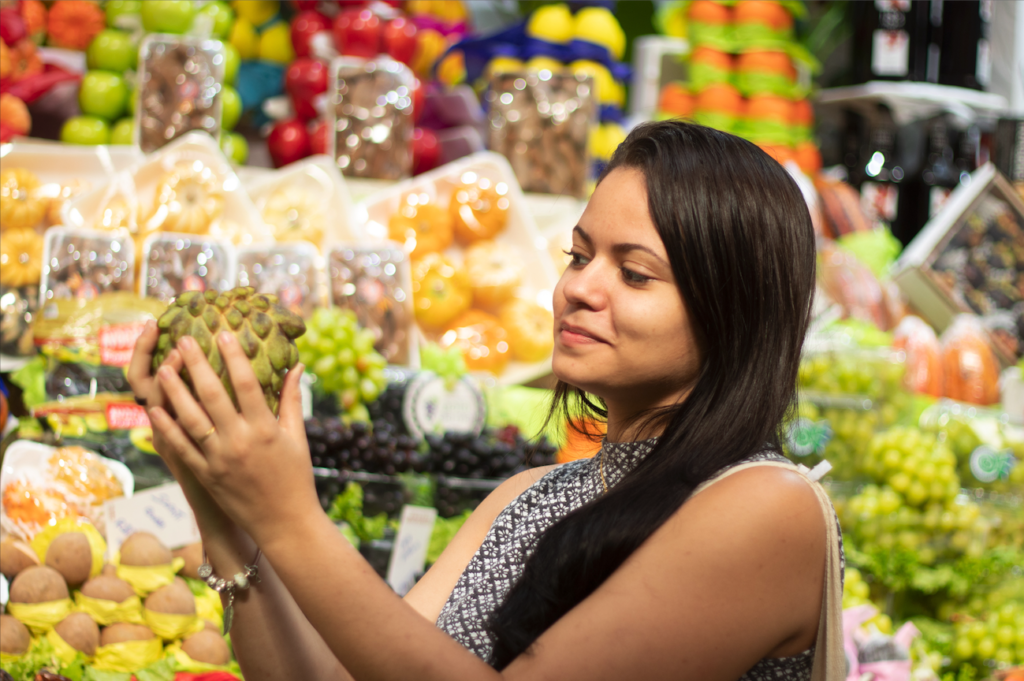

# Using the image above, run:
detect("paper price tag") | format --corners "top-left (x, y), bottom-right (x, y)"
top-left (103, 482), bottom-right (200, 559)
top-left (386, 505), bottom-right (437, 597)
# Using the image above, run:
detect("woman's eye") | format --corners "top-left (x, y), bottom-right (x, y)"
top-left (621, 267), bottom-right (652, 285)
top-left (564, 249), bottom-right (589, 267)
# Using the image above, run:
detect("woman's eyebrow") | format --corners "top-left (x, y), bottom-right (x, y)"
top-left (573, 225), bottom-right (669, 267)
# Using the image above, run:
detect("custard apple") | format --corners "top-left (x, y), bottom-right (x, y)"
top-left (152, 287), bottom-right (306, 415)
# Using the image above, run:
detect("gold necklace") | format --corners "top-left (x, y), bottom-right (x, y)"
top-left (599, 447), bottom-right (609, 494)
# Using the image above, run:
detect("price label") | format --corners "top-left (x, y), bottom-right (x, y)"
top-left (103, 482), bottom-right (200, 559)
top-left (386, 505), bottom-right (438, 596)
top-left (402, 372), bottom-right (486, 441)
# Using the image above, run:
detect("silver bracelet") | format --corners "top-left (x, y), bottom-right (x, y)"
top-left (198, 547), bottom-right (261, 634)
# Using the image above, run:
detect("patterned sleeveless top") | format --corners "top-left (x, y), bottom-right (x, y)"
top-left (435, 439), bottom-right (845, 680)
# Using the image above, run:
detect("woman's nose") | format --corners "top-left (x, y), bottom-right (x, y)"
top-left (560, 259), bottom-right (608, 310)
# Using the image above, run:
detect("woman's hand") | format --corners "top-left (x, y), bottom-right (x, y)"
top-left (148, 330), bottom-right (320, 545)
top-left (127, 321), bottom-right (235, 537)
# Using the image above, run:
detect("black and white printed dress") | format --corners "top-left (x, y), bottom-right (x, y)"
top-left (435, 439), bottom-right (844, 680)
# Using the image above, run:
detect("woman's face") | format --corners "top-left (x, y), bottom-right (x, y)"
top-left (552, 167), bottom-right (701, 416)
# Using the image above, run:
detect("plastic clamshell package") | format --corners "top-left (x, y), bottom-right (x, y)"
top-left (140, 232), bottom-right (237, 303)
top-left (0, 439), bottom-right (134, 541)
top-left (243, 154), bottom-right (363, 251)
top-left (356, 151), bottom-right (559, 386)
top-left (237, 241), bottom-right (324, 318)
top-left (40, 227), bottom-right (135, 307)
top-left (326, 242), bottom-right (418, 369)
top-left (64, 132), bottom-right (272, 247)
top-left (135, 33), bottom-right (225, 153)
top-left (328, 56), bottom-right (415, 181)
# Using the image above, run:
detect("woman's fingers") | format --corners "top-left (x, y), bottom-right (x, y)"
top-left (148, 406), bottom-right (211, 477)
top-left (277, 364), bottom-right (306, 443)
top-left (174, 335), bottom-right (243, 429)
top-left (217, 332), bottom-right (274, 421)
top-left (126, 320), bottom-right (159, 396)
top-left (156, 361), bottom-right (217, 446)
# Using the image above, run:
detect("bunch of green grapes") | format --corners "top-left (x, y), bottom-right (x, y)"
top-left (785, 401), bottom-right (880, 479)
top-left (798, 351), bottom-right (907, 406)
top-left (296, 308), bottom-right (388, 421)
top-left (861, 426), bottom-right (961, 507)
top-left (927, 416), bottom-right (1023, 492)
top-left (949, 601), bottom-right (1024, 667)
top-left (840, 483), bottom-right (989, 563)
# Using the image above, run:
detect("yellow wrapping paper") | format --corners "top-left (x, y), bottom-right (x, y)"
top-left (74, 592), bottom-right (146, 626)
top-left (7, 598), bottom-right (74, 634)
top-left (194, 587), bottom-right (224, 631)
top-left (115, 557), bottom-right (186, 596)
top-left (46, 627), bottom-right (88, 665)
top-left (165, 641), bottom-right (240, 674)
top-left (30, 518), bottom-right (107, 579)
top-left (0, 651), bottom-right (26, 668)
top-left (144, 608), bottom-right (203, 641)
top-left (91, 637), bottom-right (164, 672)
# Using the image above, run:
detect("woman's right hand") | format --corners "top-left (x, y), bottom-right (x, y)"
top-left (126, 320), bottom-right (235, 539)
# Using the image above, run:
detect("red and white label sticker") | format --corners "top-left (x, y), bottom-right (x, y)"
top-left (106, 403), bottom-right (151, 430)
top-left (99, 323), bottom-right (147, 366)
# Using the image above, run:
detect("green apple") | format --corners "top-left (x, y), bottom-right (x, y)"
top-left (221, 84), bottom-right (241, 130)
top-left (220, 132), bottom-right (248, 164)
top-left (79, 70), bottom-right (128, 121)
top-left (194, 1), bottom-right (234, 39)
top-left (87, 29), bottom-right (136, 72)
top-left (222, 41), bottom-right (240, 85)
top-left (141, 0), bottom-right (195, 34)
top-left (111, 118), bottom-right (135, 145)
top-left (61, 116), bottom-right (112, 145)
top-left (106, 0), bottom-right (142, 29)
top-left (127, 85), bottom-right (137, 115)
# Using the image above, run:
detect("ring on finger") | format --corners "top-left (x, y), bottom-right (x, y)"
top-left (197, 426), bottom-right (216, 444)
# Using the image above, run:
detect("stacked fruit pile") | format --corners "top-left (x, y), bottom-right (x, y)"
top-left (656, 0), bottom-right (821, 175)
top-left (0, 527), bottom-right (233, 679)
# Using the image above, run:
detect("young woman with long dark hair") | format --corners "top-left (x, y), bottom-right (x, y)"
top-left (129, 120), bottom-right (845, 681)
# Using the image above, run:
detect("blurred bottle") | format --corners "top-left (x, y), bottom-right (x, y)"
top-left (894, 115), bottom-right (958, 245)
top-left (938, 0), bottom-right (992, 91)
top-left (852, 1), bottom-right (940, 84)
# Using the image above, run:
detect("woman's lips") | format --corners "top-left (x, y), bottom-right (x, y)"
top-left (558, 323), bottom-right (606, 345)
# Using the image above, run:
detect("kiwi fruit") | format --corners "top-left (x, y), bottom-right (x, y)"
top-left (181, 629), bottom-right (230, 666)
top-left (172, 542), bottom-right (204, 580)
top-left (202, 619), bottom-right (219, 632)
top-left (119, 532), bottom-right (172, 567)
top-left (101, 563), bottom-right (118, 577)
top-left (45, 532), bottom-right (93, 587)
top-left (81, 575), bottom-right (135, 604)
top-left (0, 614), bottom-right (31, 655)
top-left (54, 612), bottom-right (100, 657)
top-left (9, 565), bottom-right (69, 603)
top-left (100, 622), bottom-right (155, 646)
top-left (0, 538), bottom-right (40, 578)
top-left (144, 578), bottom-right (195, 615)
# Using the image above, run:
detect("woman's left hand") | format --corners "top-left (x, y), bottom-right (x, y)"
top-left (149, 330), bottom-right (321, 544)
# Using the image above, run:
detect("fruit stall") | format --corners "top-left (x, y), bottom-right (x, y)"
top-left (0, 1), bottom-right (1022, 680)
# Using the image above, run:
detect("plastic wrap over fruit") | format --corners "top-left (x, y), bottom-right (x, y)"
top-left (485, 71), bottom-right (597, 198)
top-left (40, 228), bottom-right (135, 306)
top-left (892, 315), bottom-right (943, 397)
top-left (237, 243), bottom-right (323, 318)
top-left (328, 57), bottom-right (415, 180)
top-left (817, 241), bottom-right (897, 331)
top-left (136, 35), bottom-right (225, 153)
top-left (939, 315), bottom-right (1001, 406)
top-left (140, 233), bottom-right (235, 303)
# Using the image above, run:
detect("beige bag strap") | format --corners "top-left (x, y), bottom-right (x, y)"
top-left (692, 460), bottom-right (846, 681)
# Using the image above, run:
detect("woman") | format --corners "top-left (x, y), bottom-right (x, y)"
top-left (128, 120), bottom-right (844, 680)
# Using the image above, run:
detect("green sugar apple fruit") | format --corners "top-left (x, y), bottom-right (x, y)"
top-left (152, 287), bottom-right (306, 415)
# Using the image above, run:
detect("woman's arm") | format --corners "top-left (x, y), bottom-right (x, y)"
top-left (154, 330), bottom-right (829, 680)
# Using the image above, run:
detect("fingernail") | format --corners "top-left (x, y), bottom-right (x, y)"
top-left (219, 331), bottom-right (234, 346)
top-left (158, 366), bottom-right (173, 380)
top-left (149, 406), bottom-right (166, 422)
top-left (145, 319), bottom-right (156, 331)
top-left (178, 336), bottom-right (194, 352)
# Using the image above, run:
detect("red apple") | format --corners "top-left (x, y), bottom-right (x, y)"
top-left (332, 7), bottom-right (381, 58)
top-left (0, 8), bottom-right (27, 46)
top-left (411, 127), bottom-right (440, 175)
top-left (410, 77), bottom-right (424, 124)
top-left (285, 57), bottom-right (328, 120)
top-left (309, 118), bottom-right (329, 155)
top-left (291, 10), bottom-right (331, 59)
top-left (268, 118), bottom-right (311, 167)
top-left (382, 16), bottom-right (417, 65)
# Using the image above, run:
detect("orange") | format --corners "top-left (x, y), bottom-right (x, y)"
top-left (688, 0), bottom-right (732, 25)
top-left (411, 253), bottom-right (472, 329)
top-left (388, 195), bottom-right (453, 258)
top-left (791, 99), bottom-right (814, 127)
top-left (439, 309), bottom-right (511, 375)
top-left (658, 82), bottom-right (694, 116)
top-left (690, 46), bottom-right (733, 71)
top-left (736, 50), bottom-right (796, 79)
top-left (794, 142), bottom-right (822, 175)
top-left (757, 143), bottom-right (796, 166)
top-left (745, 94), bottom-right (794, 124)
top-left (694, 83), bottom-right (743, 116)
top-left (734, 1), bottom-right (793, 31)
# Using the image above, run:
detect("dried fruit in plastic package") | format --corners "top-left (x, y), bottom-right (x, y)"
top-left (0, 168), bottom-right (47, 231)
top-left (892, 315), bottom-right (943, 397)
top-left (817, 241), bottom-right (895, 331)
top-left (939, 315), bottom-right (1000, 405)
top-left (48, 446), bottom-right (123, 503)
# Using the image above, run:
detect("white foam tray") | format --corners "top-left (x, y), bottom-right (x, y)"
top-left (0, 141), bottom-right (143, 188)
top-left (63, 132), bottom-right (272, 247)
top-left (356, 151), bottom-right (558, 386)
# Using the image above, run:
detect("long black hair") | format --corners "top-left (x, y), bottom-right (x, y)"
top-left (487, 120), bottom-right (817, 668)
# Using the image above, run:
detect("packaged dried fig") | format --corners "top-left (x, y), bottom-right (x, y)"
top-left (237, 242), bottom-right (324, 318)
top-left (41, 228), bottom-right (135, 305)
top-left (140, 233), bottom-right (235, 303)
